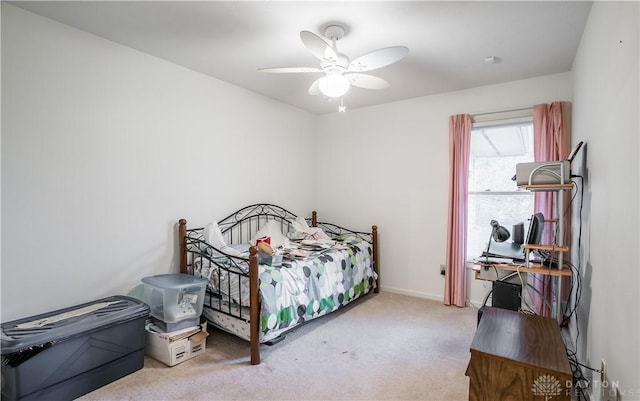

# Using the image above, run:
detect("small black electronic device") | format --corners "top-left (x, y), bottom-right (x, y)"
top-left (567, 141), bottom-right (584, 163)
top-left (477, 280), bottom-right (523, 325)
top-left (512, 222), bottom-right (524, 244)
top-left (492, 280), bottom-right (522, 311)
top-left (525, 212), bottom-right (545, 246)
top-left (525, 212), bottom-right (547, 261)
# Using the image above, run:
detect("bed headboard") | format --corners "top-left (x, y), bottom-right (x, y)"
top-left (178, 203), bottom-right (378, 281)
top-left (178, 204), bottom-right (301, 275)
top-left (215, 203), bottom-right (301, 245)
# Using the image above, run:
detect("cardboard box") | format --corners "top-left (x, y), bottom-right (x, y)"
top-left (145, 320), bottom-right (208, 367)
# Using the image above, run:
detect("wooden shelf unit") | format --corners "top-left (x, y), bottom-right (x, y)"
top-left (519, 183), bottom-right (574, 192)
top-left (519, 174), bottom-right (573, 320)
top-left (473, 263), bottom-right (572, 278)
top-left (473, 168), bottom-right (576, 319)
top-left (521, 243), bottom-right (569, 253)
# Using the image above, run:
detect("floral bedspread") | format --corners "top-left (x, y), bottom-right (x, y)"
top-left (193, 236), bottom-right (376, 342)
top-left (257, 237), bottom-right (376, 341)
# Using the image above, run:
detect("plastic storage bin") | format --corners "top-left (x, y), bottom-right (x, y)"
top-left (1, 295), bottom-right (149, 401)
top-left (151, 316), bottom-right (200, 333)
top-left (140, 274), bottom-right (208, 323)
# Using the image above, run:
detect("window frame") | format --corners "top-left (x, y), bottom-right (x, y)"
top-left (466, 116), bottom-right (535, 262)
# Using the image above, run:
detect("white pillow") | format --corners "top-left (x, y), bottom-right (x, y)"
top-left (252, 220), bottom-right (290, 249)
top-left (291, 216), bottom-right (329, 240)
top-left (292, 216), bottom-right (311, 233)
top-left (205, 221), bottom-right (243, 257)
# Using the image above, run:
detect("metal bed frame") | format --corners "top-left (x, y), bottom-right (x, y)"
top-left (179, 203), bottom-right (378, 365)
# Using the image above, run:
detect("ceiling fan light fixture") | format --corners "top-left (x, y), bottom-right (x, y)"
top-left (318, 74), bottom-right (350, 98)
top-left (260, 24), bottom-right (408, 105)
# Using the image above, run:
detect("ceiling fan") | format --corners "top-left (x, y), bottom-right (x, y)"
top-left (259, 25), bottom-right (409, 99)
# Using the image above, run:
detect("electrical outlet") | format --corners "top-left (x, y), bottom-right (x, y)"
top-left (612, 382), bottom-right (622, 401)
top-left (440, 264), bottom-right (446, 276)
top-left (600, 360), bottom-right (623, 401)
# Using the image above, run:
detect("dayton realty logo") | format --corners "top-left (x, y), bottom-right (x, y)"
top-left (532, 374), bottom-right (563, 400)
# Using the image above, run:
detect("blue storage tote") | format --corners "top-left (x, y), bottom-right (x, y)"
top-left (1, 295), bottom-right (149, 401)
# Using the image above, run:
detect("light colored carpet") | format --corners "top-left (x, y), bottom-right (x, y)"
top-left (78, 292), bottom-right (477, 401)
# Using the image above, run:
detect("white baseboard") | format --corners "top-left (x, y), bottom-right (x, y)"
top-left (380, 285), bottom-right (485, 309)
top-left (466, 299), bottom-right (484, 309)
top-left (379, 285), bottom-right (443, 302)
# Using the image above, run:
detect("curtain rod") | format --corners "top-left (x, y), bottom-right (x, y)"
top-left (470, 105), bottom-right (534, 118)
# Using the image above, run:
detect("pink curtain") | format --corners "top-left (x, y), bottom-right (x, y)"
top-left (532, 102), bottom-right (571, 316)
top-left (444, 114), bottom-right (472, 307)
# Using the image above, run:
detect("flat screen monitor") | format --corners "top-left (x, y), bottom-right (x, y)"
top-left (525, 212), bottom-right (545, 246)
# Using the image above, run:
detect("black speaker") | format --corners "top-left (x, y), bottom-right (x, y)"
top-left (512, 222), bottom-right (525, 244)
top-left (492, 280), bottom-right (522, 311)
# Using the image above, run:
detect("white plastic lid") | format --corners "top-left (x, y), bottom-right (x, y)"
top-left (141, 274), bottom-right (208, 289)
top-left (1, 296), bottom-right (149, 354)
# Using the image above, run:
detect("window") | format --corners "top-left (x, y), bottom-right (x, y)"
top-left (467, 121), bottom-right (534, 259)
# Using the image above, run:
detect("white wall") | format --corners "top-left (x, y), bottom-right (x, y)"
top-left (1, 5), bottom-right (317, 321)
top-left (316, 74), bottom-right (572, 303)
top-left (3, 5), bottom-right (638, 396)
top-left (571, 2), bottom-right (639, 398)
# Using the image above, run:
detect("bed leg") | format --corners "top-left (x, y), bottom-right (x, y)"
top-left (372, 225), bottom-right (379, 293)
top-left (179, 219), bottom-right (187, 274)
top-left (311, 210), bottom-right (317, 227)
top-left (249, 245), bottom-right (261, 365)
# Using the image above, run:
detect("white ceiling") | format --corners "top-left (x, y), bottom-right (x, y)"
top-left (11, 1), bottom-right (593, 115)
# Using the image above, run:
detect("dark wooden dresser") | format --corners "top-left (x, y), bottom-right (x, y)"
top-left (467, 307), bottom-right (572, 401)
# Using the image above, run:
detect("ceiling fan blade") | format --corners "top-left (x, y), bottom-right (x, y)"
top-left (308, 78), bottom-right (322, 95)
top-left (344, 73), bottom-right (390, 90)
top-left (300, 31), bottom-right (338, 63)
top-left (258, 67), bottom-right (322, 73)
top-left (348, 46), bottom-right (409, 72)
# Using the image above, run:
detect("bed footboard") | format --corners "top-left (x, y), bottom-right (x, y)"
top-left (249, 245), bottom-right (260, 365)
top-left (178, 219), bottom-right (261, 364)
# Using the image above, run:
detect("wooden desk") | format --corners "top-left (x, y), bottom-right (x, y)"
top-left (467, 307), bottom-right (572, 401)
top-left (472, 263), bottom-right (571, 320)
top-left (473, 262), bottom-right (573, 278)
